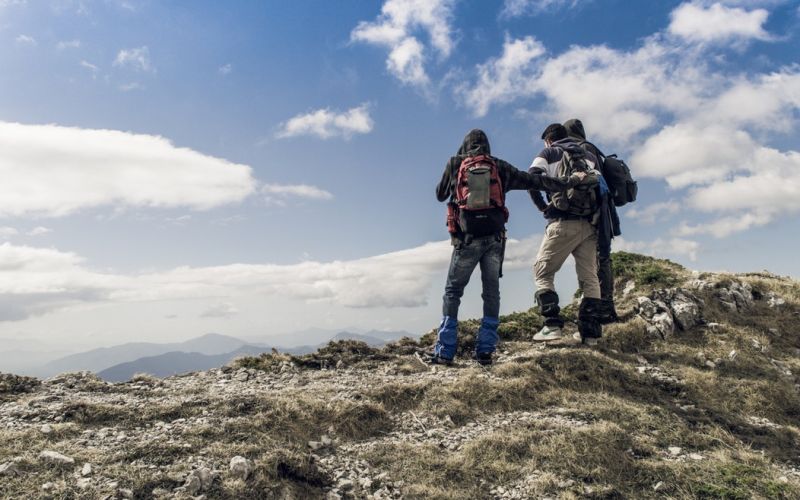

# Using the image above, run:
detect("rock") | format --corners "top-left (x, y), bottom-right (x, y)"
top-left (778, 476), bottom-right (789, 484)
top-left (653, 481), bottom-right (665, 491)
top-left (309, 441), bottom-right (323, 451)
top-left (729, 350), bottom-right (737, 361)
top-left (81, 463), bottom-right (93, 476)
top-left (337, 478), bottom-right (354, 490)
top-left (229, 456), bottom-right (253, 481)
top-left (76, 477), bottom-right (91, 489)
top-left (705, 360), bottom-right (716, 369)
top-left (622, 280), bottom-right (636, 297)
top-left (41, 482), bottom-right (56, 492)
top-left (181, 473), bottom-right (202, 495)
top-left (40, 424), bottom-right (53, 434)
top-left (0, 462), bottom-right (21, 476)
top-left (321, 435), bottom-right (333, 446)
top-left (326, 491), bottom-right (343, 500)
top-left (767, 293), bottom-right (786, 308)
top-left (688, 453), bottom-right (703, 461)
top-left (118, 489), bottom-right (134, 499)
top-left (195, 467), bottom-right (215, 490)
top-left (668, 447), bottom-right (681, 456)
top-left (649, 312), bottom-right (675, 339)
top-left (39, 450), bottom-right (75, 466)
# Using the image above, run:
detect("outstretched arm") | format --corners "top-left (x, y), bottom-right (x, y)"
top-left (436, 158), bottom-right (456, 202)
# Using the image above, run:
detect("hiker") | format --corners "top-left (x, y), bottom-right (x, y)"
top-left (564, 118), bottom-right (622, 324)
top-left (432, 129), bottom-right (582, 366)
top-left (528, 123), bottom-right (604, 345)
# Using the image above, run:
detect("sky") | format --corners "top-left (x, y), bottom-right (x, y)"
top-left (0, 0), bottom-right (798, 353)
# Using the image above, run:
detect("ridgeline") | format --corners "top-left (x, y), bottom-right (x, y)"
top-left (1, 253), bottom-right (799, 499)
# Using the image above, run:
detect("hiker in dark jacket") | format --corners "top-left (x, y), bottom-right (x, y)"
top-left (564, 118), bottom-right (621, 323)
top-left (432, 129), bottom-right (580, 366)
top-left (528, 123), bottom-right (604, 345)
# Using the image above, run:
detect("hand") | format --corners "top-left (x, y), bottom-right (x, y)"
top-left (572, 171), bottom-right (587, 180)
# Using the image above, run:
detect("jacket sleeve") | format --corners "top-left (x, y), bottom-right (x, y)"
top-left (436, 158), bottom-right (456, 202)
top-left (497, 160), bottom-right (540, 192)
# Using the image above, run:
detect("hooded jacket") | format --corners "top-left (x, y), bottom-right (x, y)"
top-left (436, 129), bottom-right (570, 203)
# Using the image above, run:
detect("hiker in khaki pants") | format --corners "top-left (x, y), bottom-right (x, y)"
top-left (528, 124), bottom-right (604, 345)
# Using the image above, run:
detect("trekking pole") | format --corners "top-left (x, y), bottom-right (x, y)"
top-left (498, 231), bottom-right (507, 278)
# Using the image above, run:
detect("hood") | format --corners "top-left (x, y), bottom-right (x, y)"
top-left (552, 137), bottom-right (584, 155)
top-left (563, 119), bottom-right (586, 141)
top-left (457, 129), bottom-right (491, 157)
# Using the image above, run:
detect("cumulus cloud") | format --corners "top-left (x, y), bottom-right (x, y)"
top-left (457, 36), bottom-right (545, 117)
top-left (501, 0), bottom-right (586, 18)
top-left (0, 121), bottom-right (257, 217)
top-left (351, 0), bottom-right (455, 88)
top-left (276, 104), bottom-right (373, 139)
top-left (0, 236), bottom-right (543, 321)
top-left (668, 1), bottom-right (771, 44)
top-left (27, 227), bottom-right (51, 236)
top-left (56, 39), bottom-right (81, 50)
top-left (218, 63), bottom-right (232, 75)
top-left (624, 201), bottom-right (680, 224)
top-left (15, 34), bottom-right (36, 46)
top-left (454, 0), bottom-right (799, 236)
top-left (615, 237), bottom-right (700, 262)
top-left (113, 46), bottom-right (154, 72)
top-left (262, 184), bottom-right (333, 205)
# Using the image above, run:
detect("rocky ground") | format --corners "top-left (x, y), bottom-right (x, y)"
top-left (1, 252), bottom-right (800, 499)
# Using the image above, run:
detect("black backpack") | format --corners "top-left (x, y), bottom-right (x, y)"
top-left (581, 142), bottom-right (637, 207)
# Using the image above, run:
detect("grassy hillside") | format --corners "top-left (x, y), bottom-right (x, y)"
top-left (1, 253), bottom-right (799, 499)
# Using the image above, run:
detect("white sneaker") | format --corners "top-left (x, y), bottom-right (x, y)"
top-left (533, 325), bottom-right (563, 341)
top-left (572, 331), bottom-right (598, 346)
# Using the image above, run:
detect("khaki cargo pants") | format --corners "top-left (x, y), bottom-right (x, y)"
top-left (534, 219), bottom-right (601, 299)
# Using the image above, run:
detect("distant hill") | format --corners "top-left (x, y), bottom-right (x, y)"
top-left (34, 333), bottom-right (248, 378)
top-left (330, 330), bottom-right (416, 346)
top-left (96, 345), bottom-right (272, 382)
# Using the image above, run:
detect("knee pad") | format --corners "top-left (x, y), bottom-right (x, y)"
top-left (578, 297), bottom-right (603, 320)
top-left (535, 289), bottom-right (561, 318)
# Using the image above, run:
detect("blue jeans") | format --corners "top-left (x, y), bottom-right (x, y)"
top-left (442, 235), bottom-right (503, 319)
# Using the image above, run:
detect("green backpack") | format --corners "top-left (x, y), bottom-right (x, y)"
top-left (549, 148), bottom-right (599, 217)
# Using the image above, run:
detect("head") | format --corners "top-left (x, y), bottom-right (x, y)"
top-left (541, 123), bottom-right (567, 146)
top-left (563, 118), bottom-right (586, 140)
top-left (458, 128), bottom-right (491, 156)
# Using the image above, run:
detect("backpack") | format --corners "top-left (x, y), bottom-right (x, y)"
top-left (579, 141), bottom-right (637, 207)
top-left (452, 154), bottom-right (508, 236)
top-left (549, 148), bottom-right (599, 217)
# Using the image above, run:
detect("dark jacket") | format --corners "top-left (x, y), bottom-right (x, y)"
top-left (563, 119), bottom-right (622, 240)
top-left (436, 129), bottom-right (570, 203)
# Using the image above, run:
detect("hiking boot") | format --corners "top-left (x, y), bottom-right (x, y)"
top-left (425, 352), bottom-right (454, 366)
top-left (473, 351), bottom-right (493, 366)
top-left (533, 325), bottom-right (563, 341)
top-left (572, 331), bottom-right (598, 346)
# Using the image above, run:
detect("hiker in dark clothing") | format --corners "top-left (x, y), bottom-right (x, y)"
top-left (563, 119), bottom-right (622, 323)
top-left (432, 129), bottom-right (580, 366)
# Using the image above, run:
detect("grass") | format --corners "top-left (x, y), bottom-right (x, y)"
top-left (1, 253), bottom-right (799, 498)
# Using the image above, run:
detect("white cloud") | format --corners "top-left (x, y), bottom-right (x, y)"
top-left (27, 227), bottom-right (51, 236)
top-left (351, 0), bottom-right (456, 88)
top-left (218, 63), bottom-right (232, 75)
top-left (615, 237), bottom-right (700, 262)
top-left (668, 1), bottom-right (771, 44)
top-left (113, 46), bottom-right (153, 72)
top-left (262, 184), bottom-right (334, 205)
top-left (80, 60), bottom-right (99, 73)
top-left (0, 121), bottom-right (257, 217)
top-left (501, 0), bottom-right (586, 18)
top-left (674, 212), bottom-right (773, 238)
top-left (276, 104), bottom-right (373, 139)
top-left (118, 82), bottom-right (144, 92)
top-left (457, 35), bottom-right (545, 117)
top-left (624, 201), bottom-right (680, 224)
top-left (0, 236), bottom-right (543, 321)
top-left (200, 302), bottom-right (238, 318)
top-left (56, 39), bottom-right (81, 50)
top-left (0, 227), bottom-right (18, 238)
top-left (15, 34), bottom-right (36, 46)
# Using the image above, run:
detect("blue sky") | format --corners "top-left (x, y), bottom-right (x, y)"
top-left (0, 0), bottom-right (798, 352)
